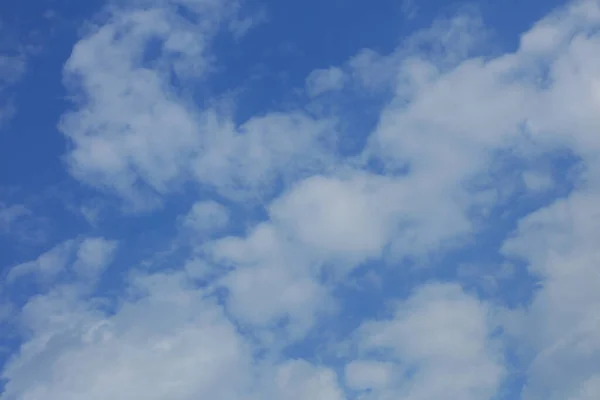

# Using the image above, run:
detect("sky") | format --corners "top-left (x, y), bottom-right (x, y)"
top-left (0, 0), bottom-right (599, 399)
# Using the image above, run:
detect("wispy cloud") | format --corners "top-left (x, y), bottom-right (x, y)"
top-left (0, 27), bottom-right (27, 127)
top-left (0, 203), bottom-right (30, 235)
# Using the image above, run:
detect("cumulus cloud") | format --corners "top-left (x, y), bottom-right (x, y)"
top-left (1, 269), bottom-right (344, 400)
top-left (60, 1), bottom-right (335, 209)
top-left (3, 0), bottom-right (600, 399)
top-left (269, 172), bottom-right (400, 266)
top-left (59, 5), bottom-right (219, 208)
top-left (502, 190), bottom-right (600, 400)
top-left (207, 222), bottom-right (333, 340)
top-left (350, 283), bottom-right (504, 400)
top-left (1, 273), bottom-right (253, 400)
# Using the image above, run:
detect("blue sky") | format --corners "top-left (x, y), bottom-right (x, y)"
top-left (1, 0), bottom-right (599, 399)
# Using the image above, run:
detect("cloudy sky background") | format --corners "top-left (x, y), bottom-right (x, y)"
top-left (1, 0), bottom-right (599, 398)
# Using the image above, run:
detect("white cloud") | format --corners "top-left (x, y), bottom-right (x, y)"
top-left (1, 273), bottom-right (253, 400)
top-left (502, 189), bottom-right (600, 400)
top-left (208, 223), bottom-right (333, 340)
top-left (347, 2), bottom-right (600, 396)
top-left (7, 237), bottom-right (118, 285)
top-left (570, 376), bottom-right (600, 400)
top-left (269, 167), bottom-right (474, 267)
top-left (204, 167), bottom-right (470, 339)
top-left (305, 67), bottom-right (346, 97)
top-left (181, 200), bottom-right (229, 234)
top-left (190, 111), bottom-right (335, 202)
top-left (522, 170), bottom-right (554, 192)
top-left (490, 4), bottom-right (600, 397)
top-left (5, 0), bottom-right (600, 399)
top-left (1, 269), bottom-right (344, 400)
top-left (222, 260), bottom-right (329, 339)
top-left (72, 237), bottom-right (119, 280)
top-left (202, 4), bottom-right (600, 396)
top-left (7, 240), bottom-right (76, 283)
top-left (60, 6), bottom-right (214, 209)
top-left (268, 172), bottom-right (400, 267)
top-left (353, 283), bottom-right (504, 400)
top-left (345, 360), bottom-right (394, 391)
top-left (518, 0), bottom-right (600, 56)
top-left (265, 360), bottom-right (344, 400)
top-left (60, 2), bottom-right (335, 210)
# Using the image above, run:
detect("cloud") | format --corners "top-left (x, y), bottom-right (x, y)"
top-left (208, 222), bottom-right (333, 340)
top-left (0, 201), bottom-right (50, 244)
top-left (1, 272), bottom-right (253, 400)
top-left (72, 237), bottom-right (119, 280)
top-left (1, 269), bottom-right (344, 400)
top-left (268, 172), bottom-right (399, 266)
top-left (190, 111), bottom-right (335, 202)
top-left (265, 360), bottom-right (344, 400)
top-left (401, 0), bottom-right (418, 21)
top-left (305, 67), bottom-right (346, 97)
top-left (4, 0), bottom-right (600, 399)
top-left (521, 170), bottom-right (554, 192)
top-left (348, 2), bottom-right (600, 395)
top-left (0, 23), bottom-right (28, 127)
top-left (502, 190), bottom-right (600, 400)
top-left (59, 5), bottom-right (219, 209)
top-left (180, 200), bottom-right (230, 235)
top-left (6, 237), bottom-right (117, 285)
top-left (345, 360), bottom-right (394, 391)
top-left (351, 283), bottom-right (504, 400)
top-left (60, 2), bottom-right (336, 210)
top-left (0, 203), bottom-right (30, 235)
top-left (6, 240), bottom-right (76, 283)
